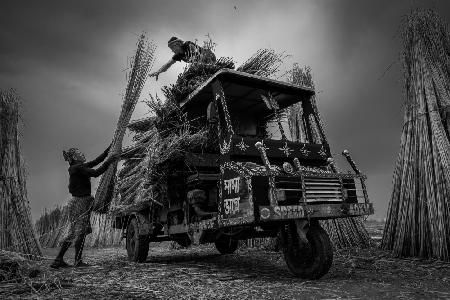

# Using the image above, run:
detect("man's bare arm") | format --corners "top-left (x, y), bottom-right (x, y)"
top-left (149, 59), bottom-right (176, 80)
top-left (84, 144), bottom-right (111, 168)
top-left (78, 153), bottom-right (120, 178)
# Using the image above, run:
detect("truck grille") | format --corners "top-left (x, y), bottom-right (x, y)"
top-left (275, 176), bottom-right (343, 204)
top-left (304, 177), bottom-right (343, 203)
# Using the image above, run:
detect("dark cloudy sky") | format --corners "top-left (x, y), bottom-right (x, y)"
top-left (1, 0), bottom-right (449, 220)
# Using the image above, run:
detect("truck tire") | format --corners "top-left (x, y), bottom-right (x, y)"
top-left (281, 222), bottom-right (333, 279)
top-left (126, 218), bottom-right (149, 263)
top-left (214, 236), bottom-right (238, 254)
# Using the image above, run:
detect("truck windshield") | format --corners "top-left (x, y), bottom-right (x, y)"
top-left (224, 93), bottom-right (320, 144)
top-left (231, 109), bottom-right (312, 143)
top-left (265, 114), bottom-right (295, 141)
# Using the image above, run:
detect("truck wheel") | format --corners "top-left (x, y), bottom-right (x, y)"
top-left (281, 222), bottom-right (333, 279)
top-left (126, 218), bottom-right (149, 263)
top-left (215, 236), bottom-right (238, 254)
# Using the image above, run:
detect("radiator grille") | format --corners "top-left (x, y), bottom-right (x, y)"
top-left (304, 177), bottom-right (342, 203)
top-left (275, 176), bottom-right (343, 204)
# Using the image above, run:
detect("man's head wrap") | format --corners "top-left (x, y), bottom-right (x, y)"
top-left (63, 148), bottom-right (84, 163)
top-left (168, 37), bottom-right (183, 46)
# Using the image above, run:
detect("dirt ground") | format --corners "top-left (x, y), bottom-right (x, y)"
top-left (2, 221), bottom-right (450, 299)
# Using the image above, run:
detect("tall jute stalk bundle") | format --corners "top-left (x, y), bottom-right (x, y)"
top-left (93, 34), bottom-right (156, 213)
top-left (287, 64), bottom-right (372, 248)
top-left (381, 9), bottom-right (450, 261)
top-left (0, 89), bottom-right (42, 258)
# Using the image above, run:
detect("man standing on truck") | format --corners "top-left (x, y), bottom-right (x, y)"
top-left (50, 145), bottom-right (120, 268)
top-left (149, 37), bottom-right (216, 81)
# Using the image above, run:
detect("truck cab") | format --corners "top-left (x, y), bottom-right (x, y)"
top-left (181, 69), bottom-right (372, 225)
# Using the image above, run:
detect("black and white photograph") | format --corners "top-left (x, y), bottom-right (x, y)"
top-left (1, 0), bottom-right (450, 299)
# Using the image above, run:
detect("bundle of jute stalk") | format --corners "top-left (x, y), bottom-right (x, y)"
top-left (382, 9), bottom-right (450, 261)
top-left (237, 49), bottom-right (288, 78)
top-left (0, 89), bottom-right (42, 258)
top-left (93, 33), bottom-right (156, 213)
top-left (162, 57), bottom-right (235, 104)
top-left (285, 64), bottom-right (372, 249)
top-left (110, 97), bottom-right (208, 215)
top-left (34, 206), bottom-right (67, 248)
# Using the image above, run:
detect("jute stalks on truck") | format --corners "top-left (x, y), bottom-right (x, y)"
top-left (0, 89), bottom-right (42, 258)
top-left (381, 9), bottom-right (450, 261)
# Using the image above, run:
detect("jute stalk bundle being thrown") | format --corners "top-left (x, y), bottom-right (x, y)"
top-left (93, 34), bottom-right (156, 213)
top-left (0, 89), bottom-right (42, 258)
top-left (381, 9), bottom-right (450, 261)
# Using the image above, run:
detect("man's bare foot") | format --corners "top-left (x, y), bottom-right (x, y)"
top-left (50, 259), bottom-right (70, 269)
top-left (74, 260), bottom-right (90, 267)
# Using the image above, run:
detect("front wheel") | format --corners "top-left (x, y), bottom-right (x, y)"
top-left (126, 218), bottom-right (149, 262)
top-left (281, 221), bottom-right (333, 279)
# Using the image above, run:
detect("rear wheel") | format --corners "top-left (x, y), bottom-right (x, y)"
top-left (214, 236), bottom-right (238, 254)
top-left (126, 218), bottom-right (149, 262)
top-left (281, 221), bottom-right (333, 279)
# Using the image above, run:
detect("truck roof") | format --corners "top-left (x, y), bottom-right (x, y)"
top-left (180, 69), bottom-right (315, 114)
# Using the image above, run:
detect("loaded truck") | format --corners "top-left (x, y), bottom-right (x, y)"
top-left (114, 69), bottom-right (373, 279)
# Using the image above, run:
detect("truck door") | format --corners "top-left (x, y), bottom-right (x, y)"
top-left (212, 79), bottom-right (255, 227)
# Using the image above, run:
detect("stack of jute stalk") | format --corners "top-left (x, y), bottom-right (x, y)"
top-left (93, 33), bottom-right (156, 213)
top-left (35, 207), bottom-right (123, 248)
top-left (34, 206), bottom-right (67, 248)
top-left (0, 89), bottom-right (42, 258)
top-left (287, 64), bottom-right (372, 248)
top-left (162, 57), bottom-right (234, 104)
top-left (381, 9), bottom-right (450, 261)
top-left (110, 99), bottom-right (208, 215)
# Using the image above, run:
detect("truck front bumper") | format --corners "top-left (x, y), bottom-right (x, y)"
top-left (258, 202), bottom-right (373, 221)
